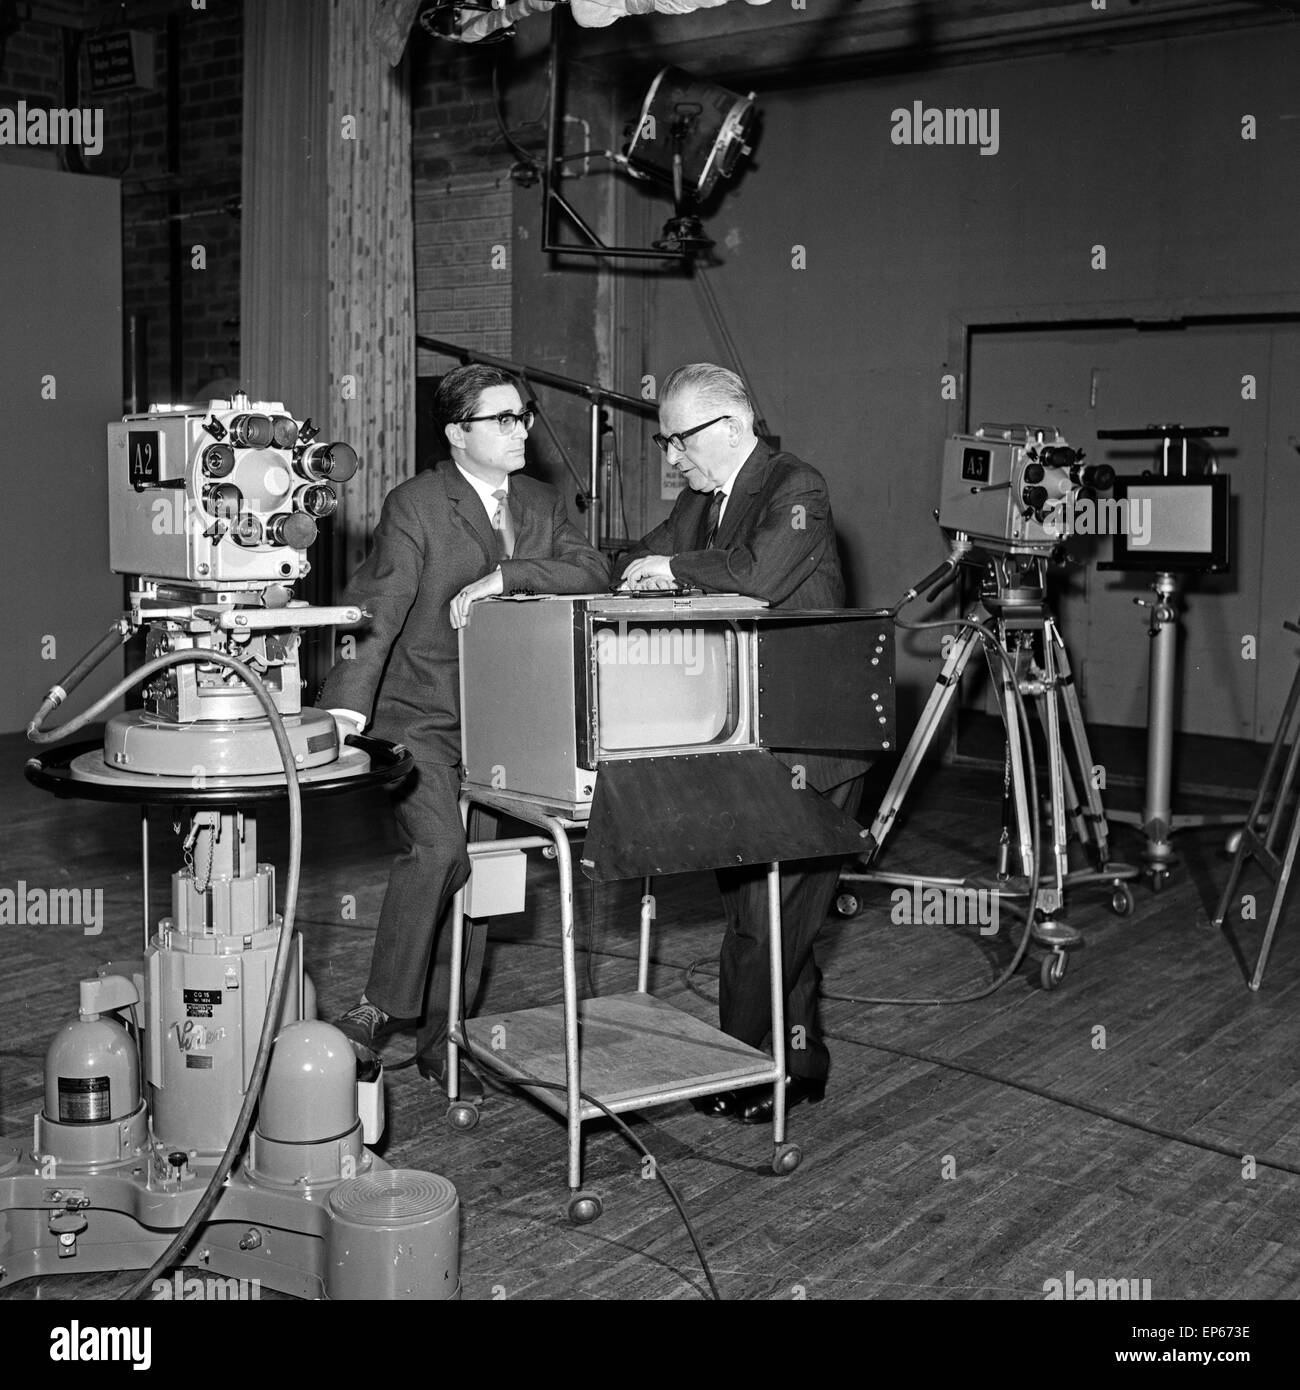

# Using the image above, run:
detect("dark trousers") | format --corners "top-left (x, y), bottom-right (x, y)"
top-left (713, 776), bottom-right (863, 1081)
top-left (365, 759), bottom-right (494, 1056)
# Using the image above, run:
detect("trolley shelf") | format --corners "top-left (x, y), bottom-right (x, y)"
top-left (455, 992), bottom-right (777, 1120)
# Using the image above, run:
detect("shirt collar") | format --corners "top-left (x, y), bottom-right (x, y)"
top-left (713, 454), bottom-right (747, 502)
top-left (454, 462), bottom-right (508, 518)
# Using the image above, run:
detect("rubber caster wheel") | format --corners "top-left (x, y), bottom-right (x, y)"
top-left (1148, 869), bottom-right (1169, 894)
top-left (446, 1102), bottom-right (479, 1131)
top-left (772, 1142), bottom-right (803, 1175)
top-left (834, 892), bottom-right (861, 919)
top-left (1110, 884), bottom-right (1134, 917)
top-left (567, 1192), bottom-right (602, 1225)
top-left (1040, 952), bottom-right (1068, 991)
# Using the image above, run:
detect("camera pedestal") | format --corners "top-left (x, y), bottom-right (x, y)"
top-left (0, 735), bottom-right (463, 1300)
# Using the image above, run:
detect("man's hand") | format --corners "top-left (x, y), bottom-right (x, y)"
top-left (619, 555), bottom-right (676, 590)
top-left (450, 568), bottom-right (505, 629)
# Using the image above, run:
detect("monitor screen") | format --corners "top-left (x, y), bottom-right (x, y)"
top-left (1103, 475), bottom-right (1229, 574)
top-left (593, 623), bottom-right (737, 751)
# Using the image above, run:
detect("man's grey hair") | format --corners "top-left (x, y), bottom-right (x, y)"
top-left (661, 363), bottom-right (755, 429)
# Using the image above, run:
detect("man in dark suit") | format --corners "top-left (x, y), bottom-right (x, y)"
top-left (321, 364), bottom-right (610, 1097)
top-left (621, 362), bottom-right (867, 1124)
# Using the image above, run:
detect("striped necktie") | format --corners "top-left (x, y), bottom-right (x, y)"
top-left (704, 489), bottom-right (725, 548)
top-left (491, 487), bottom-right (516, 559)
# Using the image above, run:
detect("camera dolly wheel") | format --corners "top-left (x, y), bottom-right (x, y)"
top-left (446, 1101), bottom-right (479, 1131)
top-left (772, 1142), bottom-right (803, 1176)
top-left (1040, 950), bottom-right (1069, 991)
top-left (567, 1191), bottom-right (603, 1225)
top-left (1110, 883), bottom-right (1135, 917)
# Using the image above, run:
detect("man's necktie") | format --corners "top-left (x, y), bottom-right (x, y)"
top-left (491, 488), bottom-right (516, 560)
top-left (704, 489), bottom-right (725, 548)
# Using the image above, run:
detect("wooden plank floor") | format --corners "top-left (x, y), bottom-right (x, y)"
top-left (2, 731), bottom-right (1299, 1303)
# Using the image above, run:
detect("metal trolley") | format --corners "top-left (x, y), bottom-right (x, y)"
top-left (444, 787), bottom-right (802, 1225)
top-left (444, 594), bottom-right (894, 1222)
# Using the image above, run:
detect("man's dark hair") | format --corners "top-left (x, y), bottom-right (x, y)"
top-left (433, 364), bottom-right (520, 431)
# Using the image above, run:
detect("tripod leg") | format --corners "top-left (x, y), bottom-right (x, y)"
top-left (1050, 616), bottom-right (1114, 866)
top-left (1250, 788), bottom-right (1300, 989)
top-left (1213, 657), bottom-right (1300, 929)
top-left (987, 633), bottom-right (1036, 879)
top-left (1035, 637), bottom-right (1071, 902)
top-left (865, 611), bottom-right (984, 860)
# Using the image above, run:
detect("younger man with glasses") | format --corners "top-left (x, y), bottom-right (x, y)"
top-left (621, 362), bottom-right (869, 1124)
top-left (321, 364), bottom-right (609, 1097)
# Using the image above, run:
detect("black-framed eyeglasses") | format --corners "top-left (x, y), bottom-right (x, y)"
top-left (459, 402), bottom-right (537, 435)
top-left (653, 415), bottom-right (731, 453)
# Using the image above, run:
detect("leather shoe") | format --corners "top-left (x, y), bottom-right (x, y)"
top-left (416, 1051), bottom-right (485, 1104)
top-left (691, 1090), bottom-right (744, 1119)
top-left (737, 1075), bottom-right (827, 1126)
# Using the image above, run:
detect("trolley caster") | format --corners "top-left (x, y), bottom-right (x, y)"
top-left (1040, 951), bottom-right (1068, 991)
top-left (1147, 868), bottom-right (1169, 894)
top-left (772, 1143), bottom-right (803, 1176)
top-left (567, 1192), bottom-right (603, 1225)
top-left (1110, 884), bottom-right (1134, 917)
top-left (446, 1102), bottom-right (479, 1131)
top-left (834, 891), bottom-right (861, 919)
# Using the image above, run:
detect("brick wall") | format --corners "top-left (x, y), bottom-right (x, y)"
top-left (0, 5), bottom-right (243, 406)
top-left (410, 30), bottom-right (525, 375)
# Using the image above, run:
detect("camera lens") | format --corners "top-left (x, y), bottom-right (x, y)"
top-left (298, 483), bottom-right (337, 518)
top-left (204, 482), bottom-right (242, 518)
top-left (267, 511), bottom-right (318, 549)
top-left (1022, 462), bottom-right (1045, 484)
top-left (1076, 463), bottom-right (1115, 491)
top-left (297, 441), bottom-right (358, 483)
top-left (271, 415), bottom-right (299, 448)
top-left (1022, 485), bottom-right (1048, 510)
top-left (229, 413), bottom-right (274, 447)
top-left (232, 514), bottom-right (262, 546)
top-left (202, 443), bottom-right (236, 478)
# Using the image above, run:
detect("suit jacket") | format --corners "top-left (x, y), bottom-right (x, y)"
top-left (625, 439), bottom-right (869, 791)
top-left (320, 462), bottom-right (610, 764)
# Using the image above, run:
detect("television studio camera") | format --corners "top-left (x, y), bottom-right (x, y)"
top-left (842, 424), bottom-right (1140, 989)
top-left (1, 396), bottom-right (463, 1301)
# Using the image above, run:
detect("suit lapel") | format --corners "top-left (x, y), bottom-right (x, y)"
top-left (509, 479), bottom-right (541, 557)
top-left (714, 441), bottom-right (772, 548)
top-left (440, 462), bottom-right (497, 565)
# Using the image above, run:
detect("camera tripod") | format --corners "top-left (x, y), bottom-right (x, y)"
top-left (841, 549), bottom-right (1139, 989)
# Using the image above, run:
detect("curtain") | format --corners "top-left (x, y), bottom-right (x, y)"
top-left (242, 0), bottom-right (414, 587)
top-left (328, 0), bottom-right (415, 579)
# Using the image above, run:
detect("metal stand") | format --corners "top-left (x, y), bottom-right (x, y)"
top-left (1212, 618), bottom-right (1300, 989)
top-left (1105, 570), bottom-right (1240, 887)
top-left (444, 788), bottom-right (803, 1224)
top-left (1098, 424), bottom-right (1236, 888)
top-left (842, 554), bottom-right (1137, 989)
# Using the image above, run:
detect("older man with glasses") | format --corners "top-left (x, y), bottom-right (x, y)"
top-left (321, 363), bottom-right (609, 1099)
top-left (620, 362), bottom-right (869, 1125)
